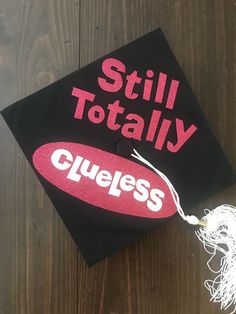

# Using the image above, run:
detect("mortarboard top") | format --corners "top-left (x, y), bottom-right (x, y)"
top-left (1, 28), bottom-right (235, 266)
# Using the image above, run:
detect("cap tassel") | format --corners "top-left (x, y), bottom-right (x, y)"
top-left (196, 205), bottom-right (236, 313)
top-left (131, 148), bottom-right (236, 313)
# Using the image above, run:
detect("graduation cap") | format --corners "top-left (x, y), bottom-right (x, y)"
top-left (1, 28), bottom-right (236, 311)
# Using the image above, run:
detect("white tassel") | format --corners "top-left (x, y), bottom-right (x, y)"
top-left (131, 148), bottom-right (236, 313)
top-left (196, 205), bottom-right (236, 314)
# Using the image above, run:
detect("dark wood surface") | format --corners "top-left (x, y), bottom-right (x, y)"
top-left (0, 1), bottom-right (235, 313)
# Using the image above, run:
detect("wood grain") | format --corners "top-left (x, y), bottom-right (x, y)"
top-left (0, 0), bottom-right (235, 313)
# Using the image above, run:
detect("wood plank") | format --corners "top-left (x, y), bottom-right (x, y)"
top-left (0, 0), bottom-right (80, 313)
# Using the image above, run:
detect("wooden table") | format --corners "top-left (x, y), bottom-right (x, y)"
top-left (0, 1), bottom-right (235, 313)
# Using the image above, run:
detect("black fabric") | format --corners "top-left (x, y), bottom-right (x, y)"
top-left (1, 28), bottom-right (235, 266)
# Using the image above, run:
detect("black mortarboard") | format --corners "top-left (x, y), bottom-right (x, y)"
top-left (1, 28), bottom-right (235, 268)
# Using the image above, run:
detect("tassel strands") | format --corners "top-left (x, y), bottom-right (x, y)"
top-left (196, 205), bottom-right (236, 314)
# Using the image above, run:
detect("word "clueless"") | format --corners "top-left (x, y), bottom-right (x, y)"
top-left (51, 148), bottom-right (165, 212)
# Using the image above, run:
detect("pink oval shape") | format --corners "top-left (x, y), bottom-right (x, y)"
top-left (32, 142), bottom-right (177, 219)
